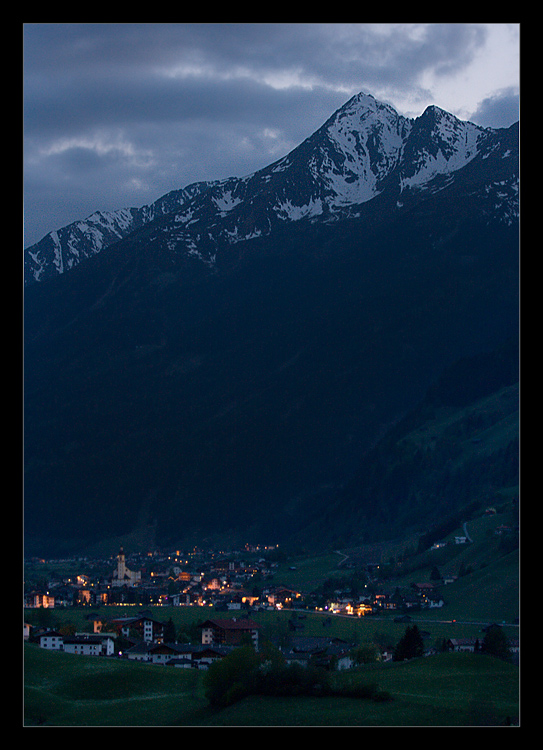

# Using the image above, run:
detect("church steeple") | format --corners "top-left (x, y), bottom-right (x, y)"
top-left (117, 546), bottom-right (126, 580)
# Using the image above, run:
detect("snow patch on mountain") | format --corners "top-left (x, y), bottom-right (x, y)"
top-left (274, 196), bottom-right (324, 221)
top-left (213, 191), bottom-right (243, 213)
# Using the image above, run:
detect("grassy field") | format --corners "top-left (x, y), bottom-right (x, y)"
top-left (202, 653), bottom-right (519, 726)
top-left (23, 641), bottom-right (203, 726)
top-left (23, 642), bottom-right (519, 726)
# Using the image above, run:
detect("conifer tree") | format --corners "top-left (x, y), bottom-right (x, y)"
top-left (481, 625), bottom-right (510, 661)
top-left (393, 624), bottom-right (424, 661)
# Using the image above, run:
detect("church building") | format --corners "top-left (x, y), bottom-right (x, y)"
top-left (112, 546), bottom-right (141, 587)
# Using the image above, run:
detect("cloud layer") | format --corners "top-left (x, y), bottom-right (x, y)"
top-left (23, 23), bottom-right (519, 246)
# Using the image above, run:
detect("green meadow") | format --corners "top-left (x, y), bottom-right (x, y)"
top-left (24, 640), bottom-right (518, 727)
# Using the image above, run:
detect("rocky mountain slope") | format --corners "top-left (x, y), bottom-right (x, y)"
top-left (24, 180), bottom-right (219, 285)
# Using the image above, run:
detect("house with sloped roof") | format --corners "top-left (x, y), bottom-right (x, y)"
top-left (282, 635), bottom-right (355, 671)
top-left (265, 586), bottom-right (302, 608)
top-left (125, 640), bottom-right (233, 667)
top-left (200, 617), bottom-right (260, 648)
top-left (63, 634), bottom-right (115, 656)
top-left (446, 637), bottom-right (480, 652)
top-left (190, 645), bottom-right (234, 669)
top-left (125, 641), bottom-right (173, 663)
top-left (91, 610), bottom-right (164, 643)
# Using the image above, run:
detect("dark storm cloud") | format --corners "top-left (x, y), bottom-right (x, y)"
top-left (469, 87), bottom-right (520, 129)
top-left (25, 68), bottom-right (332, 138)
top-left (24, 23), bottom-right (489, 132)
top-left (290, 23), bottom-right (488, 90)
top-left (23, 23), bottom-right (519, 247)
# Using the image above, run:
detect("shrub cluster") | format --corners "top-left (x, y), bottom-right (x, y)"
top-left (203, 646), bottom-right (392, 708)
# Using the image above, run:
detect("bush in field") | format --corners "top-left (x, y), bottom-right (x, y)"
top-left (204, 645), bottom-right (389, 707)
top-left (258, 662), bottom-right (331, 697)
top-left (204, 646), bottom-right (262, 707)
top-left (204, 647), bottom-right (331, 706)
top-left (351, 643), bottom-right (381, 665)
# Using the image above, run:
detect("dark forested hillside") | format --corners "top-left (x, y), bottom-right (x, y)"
top-left (295, 340), bottom-right (519, 549)
top-left (23, 95), bottom-right (519, 557)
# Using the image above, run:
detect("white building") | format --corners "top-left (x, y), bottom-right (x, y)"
top-left (63, 635), bottom-right (115, 656)
top-left (39, 630), bottom-right (63, 650)
top-left (38, 631), bottom-right (115, 655)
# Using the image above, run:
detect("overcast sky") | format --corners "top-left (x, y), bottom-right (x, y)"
top-left (23, 23), bottom-right (520, 247)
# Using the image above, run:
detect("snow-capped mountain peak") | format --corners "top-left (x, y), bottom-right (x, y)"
top-left (310, 91), bottom-right (413, 206)
top-left (398, 104), bottom-right (486, 190)
top-left (24, 92), bottom-right (517, 285)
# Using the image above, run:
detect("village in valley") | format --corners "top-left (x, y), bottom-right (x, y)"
top-left (24, 525), bottom-right (519, 671)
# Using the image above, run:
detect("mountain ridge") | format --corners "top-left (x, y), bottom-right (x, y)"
top-left (23, 91), bottom-right (519, 557)
top-left (24, 92), bottom-right (518, 286)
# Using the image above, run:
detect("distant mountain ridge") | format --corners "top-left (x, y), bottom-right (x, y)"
top-left (24, 180), bottom-right (219, 284)
top-left (24, 93), bottom-right (518, 286)
top-left (23, 92), bottom-right (519, 557)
